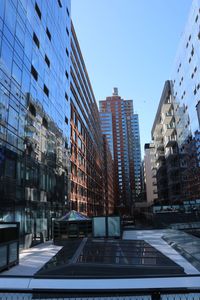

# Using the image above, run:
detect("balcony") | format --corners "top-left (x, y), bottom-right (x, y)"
top-left (153, 124), bottom-right (163, 140)
top-left (165, 124), bottom-right (176, 137)
top-left (165, 149), bottom-right (178, 159)
top-left (162, 102), bottom-right (172, 113)
top-left (25, 123), bottom-right (36, 132)
top-left (151, 166), bottom-right (157, 171)
top-left (163, 112), bottom-right (173, 125)
top-left (165, 138), bottom-right (177, 147)
top-left (156, 143), bottom-right (164, 151)
top-left (155, 151), bottom-right (165, 162)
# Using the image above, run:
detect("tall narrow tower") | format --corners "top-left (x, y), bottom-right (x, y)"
top-left (99, 89), bottom-right (141, 212)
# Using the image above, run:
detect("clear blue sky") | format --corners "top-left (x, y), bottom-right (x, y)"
top-left (71, 0), bottom-right (191, 157)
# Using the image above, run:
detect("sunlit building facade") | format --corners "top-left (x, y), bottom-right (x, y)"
top-left (70, 23), bottom-right (104, 216)
top-left (99, 112), bottom-right (114, 214)
top-left (102, 135), bottom-right (114, 215)
top-left (99, 88), bottom-right (141, 212)
top-left (144, 143), bottom-right (158, 206)
top-left (0, 0), bottom-right (71, 239)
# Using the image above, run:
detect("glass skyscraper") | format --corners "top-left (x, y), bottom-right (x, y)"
top-left (99, 111), bottom-right (114, 158)
top-left (172, 0), bottom-right (200, 136)
top-left (0, 0), bottom-right (71, 241)
top-left (171, 0), bottom-right (200, 200)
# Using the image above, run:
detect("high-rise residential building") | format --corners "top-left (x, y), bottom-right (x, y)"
top-left (102, 134), bottom-right (114, 215)
top-left (99, 112), bottom-right (114, 214)
top-left (99, 112), bottom-right (114, 158)
top-left (0, 0), bottom-right (71, 240)
top-left (171, 0), bottom-right (200, 200)
top-left (151, 80), bottom-right (189, 204)
top-left (70, 23), bottom-right (104, 216)
top-left (131, 113), bottom-right (142, 197)
top-left (99, 88), bottom-right (141, 212)
top-left (144, 143), bottom-right (158, 206)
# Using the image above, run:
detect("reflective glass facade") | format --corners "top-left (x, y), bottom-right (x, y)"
top-left (99, 112), bottom-right (114, 158)
top-left (171, 0), bottom-right (200, 200)
top-left (172, 0), bottom-right (200, 135)
top-left (0, 0), bottom-right (71, 241)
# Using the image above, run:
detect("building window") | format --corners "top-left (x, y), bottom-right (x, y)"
top-left (46, 27), bottom-right (51, 41)
top-left (45, 54), bottom-right (50, 68)
top-left (65, 70), bottom-right (69, 79)
top-left (33, 32), bottom-right (40, 48)
top-left (191, 45), bottom-right (194, 56)
top-left (66, 27), bottom-right (69, 36)
top-left (66, 47), bottom-right (69, 57)
top-left (29, 103), bottom-right (36, 117)
top-left (35, 2), bottom-right (41, 19)
top-left (42, 117), bottom-right (48, 129)
top-left (65, 92), bottom-right (68, 101)
top-left (31, 65), bottom-right (38, 81)
top-left (66, 7), bottom-right (70, 16)
top-left (43, 84), bottom-right (49, 97)
top-left (58, 0), bottom-right (62, 7)
top-left (195, 15), bottom-right (198, 22)
top-left (65, 116), bottom-right (68, 124)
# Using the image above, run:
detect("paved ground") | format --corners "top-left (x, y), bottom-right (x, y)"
top-left (123, 229), bottom-right (200, 275)
top-left (2, 241), bottom-right (62, 276)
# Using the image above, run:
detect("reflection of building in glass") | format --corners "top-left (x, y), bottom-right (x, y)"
top-left (99, 88), bottom-right (141, 212)
top-left (99, 112), bottom-right (114, 158)
top-left (171, 0), bottom-right (200, 200)
top-left (70, 23), bottom-right (104, 216)
top-left (0, 0), bottom-right (71, 241)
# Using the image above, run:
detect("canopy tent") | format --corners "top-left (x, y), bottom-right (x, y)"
top-left (54, 210), bottom-right (92, 241)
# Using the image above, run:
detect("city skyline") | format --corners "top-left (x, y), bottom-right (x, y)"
top-left (72, 0), bottom-right (191, 154)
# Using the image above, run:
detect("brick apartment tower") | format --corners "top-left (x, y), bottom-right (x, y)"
top-left (99, 88), bottom-right (141, 213)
